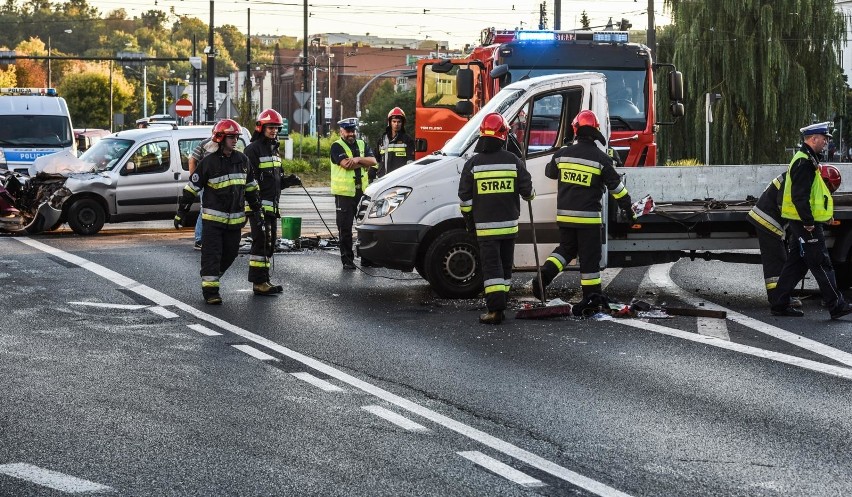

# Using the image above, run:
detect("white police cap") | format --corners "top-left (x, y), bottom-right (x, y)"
top-left (800, 121), bottom-right (832, 138)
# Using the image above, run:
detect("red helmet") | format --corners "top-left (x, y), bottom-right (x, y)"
top-left (255, 108), bottom-right (283, 133)
top-left (820, 164), bottom-right (842, 193)
top-left (479, 112), bottom-right (509, 141)
top-left (572, 110), bottom-right (601, 136)
top-left (387, 107), bottom-right (406, 125)
top-left (212, 119), bottom-right (241, 143)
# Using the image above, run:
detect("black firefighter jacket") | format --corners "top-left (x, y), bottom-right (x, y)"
top-left (747, 173), bottom-right (786, 239)
top-left (371, 128), bottom-right (415, 181)
top-left (545, 137), bottom-right (632, 228)
top-left (458, 149), bottom-right (534, 239)
top-left (180, 149), bottom-right (260, 229)
top-left (243, 137), bottom-right (282, 215)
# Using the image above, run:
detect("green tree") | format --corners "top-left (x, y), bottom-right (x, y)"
top-left (657, 0), bottom-right (848, 164)
top-left (580, 11), bottom-right (591, 30)
top-left (359, 82), bottom-right (415, 148)
top-left (59, 67), bottom-right (134, 128)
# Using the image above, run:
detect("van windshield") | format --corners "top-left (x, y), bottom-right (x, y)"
top-left (440, 89), bottom-right (525, 156)
top-left (0, 115), bottom-right (73, 147)
top-left (79, 138), bottom-right (134, 171)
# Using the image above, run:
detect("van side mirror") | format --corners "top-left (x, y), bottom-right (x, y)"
top-left (122, 161), bottom-right (135, 176)
top-left (456, 68), bottom-right (474, 100)
top-left (490, 64), bottom-right (511, 89)
top-left (431, 60), bottom-right (454, 74)
top-left (668, 71), bottom-right (684, 102)
top-left (414, 138), bottom-right (428, 153)
top-left (454, 100), bottom-right (474, 117)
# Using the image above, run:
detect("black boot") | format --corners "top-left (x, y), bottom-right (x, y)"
top-left (253, 281), bottom-right (279, 296)
top-left (479, 311), bottom-right (505, 324)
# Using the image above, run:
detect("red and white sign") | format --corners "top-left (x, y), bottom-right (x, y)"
top-left (175, 98), bottom-right (193, 118)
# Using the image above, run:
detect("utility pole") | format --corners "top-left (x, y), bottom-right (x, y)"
top-left (246, 8), bottom-right (252, 118)
top-left (553, 0), bottom-right (561, 30)
top-left (647, 0), bottom-right (656, 55)
top-left (206, 0), bottom-right (215, 123)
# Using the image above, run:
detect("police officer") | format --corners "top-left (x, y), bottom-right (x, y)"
top-left (459, 113), bottom-right (534, 324)
top-left (749, 165), bottom-right (842, 306)
top-left (771, 122), bottom-right (852, 319)
top-left (371, 107), bottom-right (414, 181)
top-left (532, 110), bottom-right (634, 299)
top-left (244, 108), bottom-right (301, 295)
top-left (175, 119), bottom-right (261, 305)
top-left (330, 119), bottom-right (377, 269)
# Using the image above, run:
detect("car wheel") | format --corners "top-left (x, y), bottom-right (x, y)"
top-left (423, 228), bottom-right (482, 299)
top-left (67, 199), bottom-right (105, 236)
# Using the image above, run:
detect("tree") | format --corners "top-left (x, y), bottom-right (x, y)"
top-left (141, 10), bottom-right (168, 31)
top-left (657, 0), bottom-right (847, 164)
top-left (0, 63), bottom-right (15, 87)
top-left (359, 82), bottom-right (415, 148)
top-left (580, 11), bottom-right (591, 30)
top-left (59, 66), bottom-right (134, 128)
top-left (216, 24), bottom-right (245, 67)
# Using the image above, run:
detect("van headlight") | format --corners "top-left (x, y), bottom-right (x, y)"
top-left (368, 186), bottom-right (412, 218)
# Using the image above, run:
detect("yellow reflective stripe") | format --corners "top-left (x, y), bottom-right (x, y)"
top-left (201, 281), bottom-right (220, 288)
top-left (484, 284), bottom-right (510, 294)
top-left (249, 260), bottom-right (270, 268)
top-left (460, 205), bottom-right (472, 213)
top-left (748, 210), bottom-right (784, 237)
top-left (765, 281), bottom-right (778, 290)
top-left (208, 178), bottom-right (247, 189)
top-left (581, 277), bottom-right (602, 286)
top-left (546, 256), bottom-right (564, 271)
top-left (476, 226), bottom-right (519, 237)
top-left (556, 215), bottom-right (602, 224)
top-left (202, 213), bottom-right (247, 224)
top-left (558, 163), bottom-right (601, 176)
top-left (184, 184), bottom-right (201, 195)
top-left (473, 170), bottom-right (518, 179)
top-left (611, 183), bottom-right (629, 199)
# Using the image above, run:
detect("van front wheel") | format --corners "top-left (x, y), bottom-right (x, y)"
top-left (424, 228), bottom-right (482, 299)
top-left (68, 199), bottom-right (105, 236)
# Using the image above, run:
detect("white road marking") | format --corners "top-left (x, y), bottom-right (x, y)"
top-left (69, 301), bottom-right (148, 310)
top-left (362, 405), bottom-right (430, 432)
top-left (291, 372), bottom-right (344, 392)
top-left (147, 306), bottom-right (179, 318)
top-left (232, 344), bottom-right (279, 361)
top-left (15, 237), bottom-right (634, 497)
top-left (186, 324), bottom-right (222, 336)
top-left (0, 463), bottom-right (113, 493)
top-left (646, 263), bottom-right (852, 368)
top-left (457, 451), bottom-right (546, 488)
top-left (696, 317), bottom-right (730, 340)
top-left (600, 267), bottom-right (623, 291)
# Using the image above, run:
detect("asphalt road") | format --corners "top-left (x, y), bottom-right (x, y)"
top-left (1, 223), bottom-right (852, 496)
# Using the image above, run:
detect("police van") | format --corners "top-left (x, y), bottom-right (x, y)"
top-left (0, 87), bottom-right (75, 174)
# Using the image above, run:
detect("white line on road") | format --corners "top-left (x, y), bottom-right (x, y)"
top-left (647, 263), bottom-right (852, 368)
top-left (232, 344), bottom-right (279, 361)
top-left (186, 324), bottom-right (222, 336)
top-left (68, 301), bottom-right (148, 310)
top-left (696, 317), bottom-right (730, 340)
top-left (362, 405), bottom-right (430, 432)
top-left (147, 306), bottom-right (179, 318)
top-left (0, 463), bottom-right (113, 493)
top-left (457, 451), bottom-right (546, 488)
top-left (15, 237), bottom-right (634, 497)
top-left (600, 267), bottom-right (623, 291)
top-left (291, 372), bottom-right (344, 392)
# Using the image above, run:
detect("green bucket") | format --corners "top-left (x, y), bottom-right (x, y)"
top-left (280, 216), bottom-right (302, 240)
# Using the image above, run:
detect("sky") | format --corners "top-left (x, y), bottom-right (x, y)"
top-left (84, 0), bottom-right (672, 49)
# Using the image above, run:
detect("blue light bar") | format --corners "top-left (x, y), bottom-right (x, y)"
top-left (593, 31), bottom-right (629, 43)
top-left (515, 31), bottom-right (556, 42)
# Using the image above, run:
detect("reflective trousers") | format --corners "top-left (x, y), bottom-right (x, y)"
top-left (478, 237), bottom-right (515, 312)
top-left (772, 222), bottom-right (845, 313)
top-left (247, 211), bottom-right (278, 283)
top-left (200, 221), bottom-right (242, 298)
top-left (335, 193), bottom-right (362, 265)
top-left (539, 226), bottom-right (602, 298)
top-left (756, 229), bottom-right (787, 303)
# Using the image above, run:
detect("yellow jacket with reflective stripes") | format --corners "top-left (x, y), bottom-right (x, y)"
top-left (330, 139), bottom-right (370, 196)
top-left (545, 138), bottom-right (632, 227)
top-left (781, 148), bottom-right (833, 224)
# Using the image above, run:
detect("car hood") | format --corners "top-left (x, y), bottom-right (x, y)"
top-left (364, 155), bottom-right (453, 197)
top-left (28, 149), bottom-right (96, 177)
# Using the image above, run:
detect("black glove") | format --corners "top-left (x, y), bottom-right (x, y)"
top-left (283, 174), bottom-right (302, 188)
top-left (174, 210), bottom-right (187, 229)
top-left (462, 212), bottom-right (475, 234)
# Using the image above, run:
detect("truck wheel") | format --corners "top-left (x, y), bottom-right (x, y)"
top-left (424, 228), bottom-right (482, 299)
top-left (67, 199), bottom-right (105, 236)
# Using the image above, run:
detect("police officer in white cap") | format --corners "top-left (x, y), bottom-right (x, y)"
top-left (771, 122), bottom-right (852, 319)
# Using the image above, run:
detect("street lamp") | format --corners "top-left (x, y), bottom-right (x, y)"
top-left (47, 29), bottom-right (73, 88)
top-left (125, 65), bottom-right (148, 118)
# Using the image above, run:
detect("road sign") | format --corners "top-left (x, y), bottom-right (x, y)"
top-left (189, 56), bottom-right (202, 70)
top-left (324, 97), bottom-right (333, 120)
top-left (294, 91), bottom-right (310, 107)
top-left (281, 118), bottom-right (290, 136)
top-left (293, 109), bottom-right (310, 125)
top-left (175, 98), bottom-right (193, 118)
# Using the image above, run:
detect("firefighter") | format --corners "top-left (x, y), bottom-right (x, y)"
top-left (174, 119), bottom-right (261, 305)
top-left (748, 165), bottom-right (842, 307)
top-left (458, 113), bottom-right (534, 324)
top-left (330, 119), bottom-right (377, 269)
top-left (371, 107), bottom-right (414, 181)
top-left (244, 108), bottom-right (301, 296)
top-left (771, 122), bottom-right (852, 319)
top-left (531, 110), bottom-right (634, 300)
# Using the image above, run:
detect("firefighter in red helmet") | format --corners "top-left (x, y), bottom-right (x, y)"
top-left (371, 107), bottom-right (415, 182)
top-left (458, 112), bottom-right (534, 324)
top-left (175, 119), bottom-right (262, 305)
top-left (243, 108), bottom-right (301, 295)
top-left (531, 110), bottom-right (634, 303)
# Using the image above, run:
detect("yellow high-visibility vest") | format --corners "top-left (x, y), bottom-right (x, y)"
top-left (330, 139), bottom-right (369, 196)
top-left (781, 151), bottom-right (833, 222)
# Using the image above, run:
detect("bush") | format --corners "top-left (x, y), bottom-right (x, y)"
top-left (665, 158), bottom-right (703, 166)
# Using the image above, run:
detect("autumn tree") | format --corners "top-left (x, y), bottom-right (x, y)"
top-left (657, 0), bottom-right (848, 164)
top-left (59, 65), bottom-right (134, 128)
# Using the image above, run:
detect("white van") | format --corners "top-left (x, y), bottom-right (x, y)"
top-left (0, 87), bottom-right (75, 174)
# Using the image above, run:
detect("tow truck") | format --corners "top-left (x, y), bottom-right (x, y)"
top-left (414, 28), bottom-right (684, 166)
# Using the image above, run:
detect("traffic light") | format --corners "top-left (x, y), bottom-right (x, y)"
top-left (619, 18), bottom-right (632, 31)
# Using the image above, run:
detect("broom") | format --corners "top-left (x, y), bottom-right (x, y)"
top-left (515, 200), bottom-right (574, 319)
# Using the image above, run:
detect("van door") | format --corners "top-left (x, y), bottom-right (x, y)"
top-left (115, 139), bottom-right (178, 215)
top-left (510, 87), bottom-right (584, 269)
